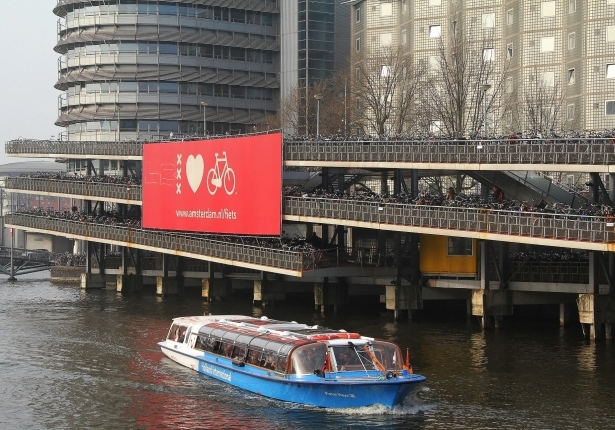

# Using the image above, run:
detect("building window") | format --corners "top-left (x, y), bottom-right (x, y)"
top-left (380, 33), bottom-right (392, 47)
top-left (606, 101), bottom-right (615, 116)
top-left (607, 26), bottom-right (615, 43)
top-left (505, 111), bottom-right (513, 125)
top-left (567, 104), bottom-right (575, 120)
top-left (568, 68), bottom-right (575, 84)
top-left (402, 0), bottom-right (407, 13)
top-left (540, 36), bottom-right (555, 52)
top-left (401, 29), bottom-right (407, 44)
top-left (355, 38), bottom-right (360, 52)
top-left (505, 76), bottom-right (513, 93)
top-left (429, 25), bottom-right (441, 38)
top-left (381, 65), bottom-right (391, 77)
top-left (355, 67), bottom-right (360, 81)
top-left (448, 237), bottom-right (473, 256)
top-left (541, 71), bottom-right (555, 87)
top-left (507, 9), bottom-right (514, 25)
top-left (569, 0), bottom-right (576, 13)
top-left (381, 3), bottom-right (392, 17)
top-left (429, 0), bottom-right (441, 6)
top-left (607, 64), bottom-right (615, 79)
top-left (541, 1), bottom-right (556, 17)
top-left (482, 13), bottom-right (495, 28)
top-left (568, 33), bottom-right (575, 49)
top-left (507, 43), bottom-right (514, 59)
top-left (567, 175), bottom-right (574, 185)
top-left (429, 55), bottom-right (440, 70)
top-left (430, 120), bottom-right (442, 134)
top-left (356, 7), bottom-right (361, 23)
top-left (483, 48), bottom-right (495, 61)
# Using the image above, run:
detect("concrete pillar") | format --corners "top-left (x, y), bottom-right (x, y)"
top-left (313, 278), bottom-right (348, 314)
top-left (393, 169), bottom-right (402, 195)
top-left (337, 170), bottom-right (345, 193)
top-left (322, 167), bottom-right (330, 189)
top-left (253, 276), bottom-right (286, 307)
top-left (156, 276), bottom-right (183, 297)
top-left (588, 251), bottom-right (599, 295)
top-left (410, 169), bottom-right (419, 198)
top-left (480, 240), bottom-right (489, 290)
top-left (578, 294), bottom-right (615, 340)
top-left (472, 289), bottom-right (513, 330)
top-left (589, 172), bottom-right (600, 202)
top-left (314, 281), bottom-right (325, 313)
top-left (80, 273), bottom-right (107, 290)
top-left (498, 242), bottom-right (508, 289)
top-left (386, 284), bottom-right (418, 321)
top-left (380, 171), bottom-right (389, 195)
top-left (116, 274), bottom-right (143, 294)
top-left (201, 277), bottom-right (231, 301)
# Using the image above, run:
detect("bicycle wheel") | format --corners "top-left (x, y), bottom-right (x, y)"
top-left (224, 168), bottom-right (236, 195)
top-left (206, 169), bottom-right (217, 195)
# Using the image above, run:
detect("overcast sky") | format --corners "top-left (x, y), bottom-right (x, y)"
top-left (0, 3), bottom-right (62, 165)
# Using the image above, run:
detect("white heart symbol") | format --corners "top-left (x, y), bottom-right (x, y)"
top-left (185, 154), bottom-right (204, 193)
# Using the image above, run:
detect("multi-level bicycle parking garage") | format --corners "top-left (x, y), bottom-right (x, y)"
top-left (4, 135), bottom-right (615, 339)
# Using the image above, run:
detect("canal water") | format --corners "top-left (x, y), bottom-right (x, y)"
top-left (1, 275), bottom-right (613, 430)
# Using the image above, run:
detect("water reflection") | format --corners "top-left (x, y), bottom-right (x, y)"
top-left (577, 340), bottom-right (596, 372)
top-left (469, 332), bottom-right (488, 370)
top-left (1, 280), bottom-right (615, 430)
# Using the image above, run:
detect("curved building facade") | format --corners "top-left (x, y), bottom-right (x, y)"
top-left (54, 0), bottom-right (280, 141)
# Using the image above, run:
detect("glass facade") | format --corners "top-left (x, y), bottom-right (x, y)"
top-left (54, 0), bottom-right (280, 140)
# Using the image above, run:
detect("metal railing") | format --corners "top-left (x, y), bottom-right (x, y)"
top-left (283, 196), bottom-right (615, 244)
top-left (4, 213), bottom-right (327, 273)
top-left (494, 261), bottom-right (594, 284)
top-left (6, 177), bottom-right (614, 245)
top-left (5, 140), bottom-right (143, 157)
top-left (5, 177), bottom-right (142, 202)
top-left (6, 136), bottom-right (615, 165)
top-left (283, 138), bottom-right (615, 165)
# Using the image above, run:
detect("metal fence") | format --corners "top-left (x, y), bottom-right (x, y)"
top-left (6, 137), bottom-right (615, 165)
top-left (284, 138), bottom-right (615, 165)
top-left (4, 140), bottom-right (143, 157)
top-left (5, 177), bottom-right (142, 202)
top-left (6, 176), bottom-right (615, 245)
top-left (284, 196), bottom-right (615, 244)
top-left (4, 213), bottom-right (322, 272)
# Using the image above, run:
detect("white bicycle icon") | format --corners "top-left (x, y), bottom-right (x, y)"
top-left (207, 152), bottom-right (236, 195)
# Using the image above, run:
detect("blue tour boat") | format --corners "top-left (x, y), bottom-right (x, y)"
top-left (159, 315), bottom-right (426, 408)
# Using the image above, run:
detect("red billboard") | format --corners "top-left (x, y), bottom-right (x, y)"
top-left (142, 133), bottom-right (282, 235)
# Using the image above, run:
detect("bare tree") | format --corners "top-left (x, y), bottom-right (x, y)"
top-left (522, 70), bottom-right (565, 135)
top-left (426, 12), bottom-right (509, 137)
top-left (351, 46), bottom-right (426, 136)
top-left (278, 85), bottom-right (303, 134)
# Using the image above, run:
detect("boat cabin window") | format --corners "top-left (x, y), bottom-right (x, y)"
top-left (167, 324), bottom-right (188, 343)
top-left (246, 347), bottom-right (263, 366)
top-left (331, 341), bottom-right (401, 372)
top-left (371, 341), bottom-right (401, 370)
top-left (194, 336), bottom-right (208, 351)
top-left (290, 344), bottom-right (327, 375)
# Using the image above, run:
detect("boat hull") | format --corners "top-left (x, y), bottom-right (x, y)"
top-left (160, 343), bottom-right (425, 408)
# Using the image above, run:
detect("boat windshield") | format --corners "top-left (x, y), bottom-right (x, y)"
top-left (167, 323), bottom-right (188, 343)
top-left (290, 343), bottom-right (327, 375)
top-left (332, 341), bottom-right (401, 372)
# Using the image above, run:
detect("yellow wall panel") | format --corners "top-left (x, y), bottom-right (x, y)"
top-left (419, 234), bottom-right (477, 275)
